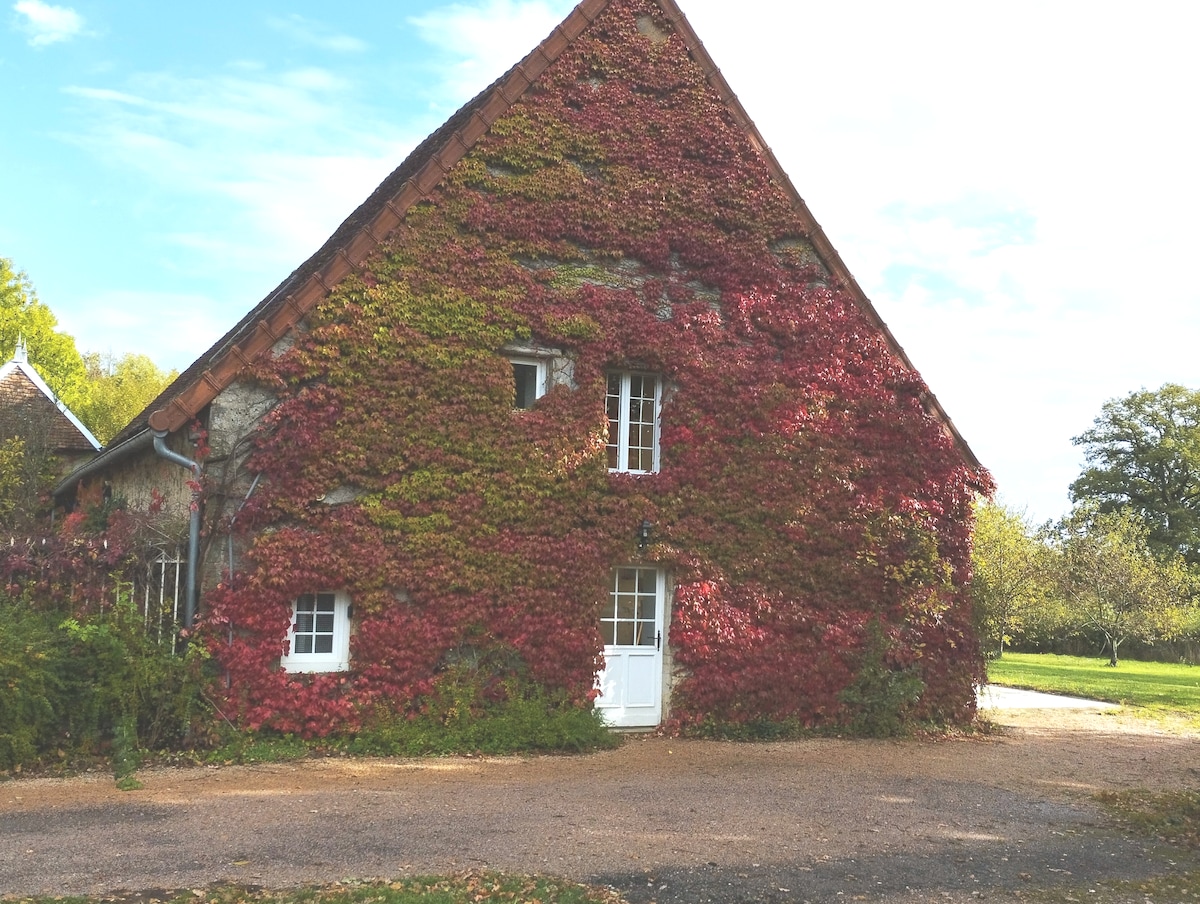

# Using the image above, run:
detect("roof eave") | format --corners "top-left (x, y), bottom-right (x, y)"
top-left (53, 428), bottom-right (154, 500)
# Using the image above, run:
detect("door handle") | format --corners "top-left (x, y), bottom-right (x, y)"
top-left (656, 630), bottom-right (661, 651)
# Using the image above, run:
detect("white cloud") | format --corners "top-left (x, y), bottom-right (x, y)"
top-left (673, 0), bottom-right (1200, 523)
top-left (407, 0), bottom-right (567, 104)
top-left (266, 14), bottom-right (368, 54)
top-left (61, 68), bottom-right (419, 272)
top-left (12, 0), bottom-right (83, 47)
top-left (56, 290), bottom-right (228, 371)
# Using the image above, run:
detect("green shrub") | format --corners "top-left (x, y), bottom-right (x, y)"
top-left (0, 598), bottom-right (64, 770)
top-left (347, 662), bottom-right (618, 756)
top-left (205, 731), bottom-right (312, 765)
top-left (0, 588), bottom-right (211, 774)
top-left (57, 587), bottom-right (209, 753)
top-left (839, 620), bottom-right (925, 738)
top-left (677, 715), bottom-right (810, 741)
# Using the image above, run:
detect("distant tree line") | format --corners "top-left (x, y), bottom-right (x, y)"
top-left (973, 384), bottom-right (1200, 665)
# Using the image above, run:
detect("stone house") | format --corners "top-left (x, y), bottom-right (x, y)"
top-left (56, 0), bottom-right (989, 735)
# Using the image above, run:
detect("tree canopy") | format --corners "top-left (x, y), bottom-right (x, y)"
top-left (2, 257), bottom-right (177, 448)
top-left (1071, 384), bottom-right (1200, 564)
top-left (76, 352), bottom-right (177, 446)
top-left (0, 258), bottom-right (89, 412)
top-left (970, 501), bottom-right (1054, 657)
top-left (1054, 507), bottom-right (1191, 665)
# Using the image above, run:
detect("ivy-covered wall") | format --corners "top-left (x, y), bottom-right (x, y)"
top-left (196, 0), bottom-right (991, 736)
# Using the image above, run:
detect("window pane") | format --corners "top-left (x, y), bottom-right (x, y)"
top-left (615, 622), bottom-right (634, 645)
top-left (606, 375), bottom-right (621, 468)
top-left (291, 592), bottom-right (342, 661)
top-left (600, 621), bottom-right (616, 645)
top-left (637, 596), bottom-right (656, 619)
top-left (617, 596), bottom-right (636, 619)
top-left (616, 569), bottom-right (638, 593)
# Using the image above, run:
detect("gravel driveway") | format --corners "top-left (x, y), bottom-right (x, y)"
top-left (3, 702), bottom-right (1198, 903)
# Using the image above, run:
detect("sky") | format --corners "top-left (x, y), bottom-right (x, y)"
top-left (3, 0), bottom-right (1200, 526)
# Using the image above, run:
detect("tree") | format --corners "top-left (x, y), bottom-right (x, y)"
top-left (0, 413), bottom-right (59, 532)
top-left (0, 258), bottom-right (89, 413)
top-left (970, 501), bottom-right (1055, 657)
top-left (1055, 507), bottom-right (1191, 666)
top-left (1, 259), bottom-right (177, 446)
top-left (1071, 384), bottom-right (1200, 564)
top-left (76, 352), bottom-right (178, 446)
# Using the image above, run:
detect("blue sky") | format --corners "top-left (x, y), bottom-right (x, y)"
top-left (3, 0), bottom-right (1200, 525)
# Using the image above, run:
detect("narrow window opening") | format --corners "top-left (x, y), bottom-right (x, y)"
top-left (513, 362), bottom-right (540, 409)
top-left (510, 356), bottom-right (547, 409)
top-left (606, 371), bottom-right (661, 473)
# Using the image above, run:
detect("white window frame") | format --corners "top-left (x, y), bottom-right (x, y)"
top-left (606, 371), bottom-right (661, 474)
top-left (281, 591), bottom-right (351, 673)
top-left (510, 355), bottom-right (548, 410)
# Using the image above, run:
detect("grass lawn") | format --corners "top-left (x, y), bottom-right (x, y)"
top-left (987, 652), bottom-right (1200, 718)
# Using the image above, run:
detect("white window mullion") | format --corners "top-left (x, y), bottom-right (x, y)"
top-left (607, 371), bottom-right (661, 475)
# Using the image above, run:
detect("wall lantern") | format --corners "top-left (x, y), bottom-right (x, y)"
top-left (637, 518), bottom-right (653, 551)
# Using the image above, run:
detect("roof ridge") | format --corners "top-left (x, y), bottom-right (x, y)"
top-left (99, 0), bottom-right (977, 470)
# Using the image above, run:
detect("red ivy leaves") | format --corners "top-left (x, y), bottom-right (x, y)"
top-left (193, 0), bottom-right (992, 735)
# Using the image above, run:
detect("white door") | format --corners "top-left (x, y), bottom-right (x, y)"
top-left (595, 567), bottom-right (665, 728)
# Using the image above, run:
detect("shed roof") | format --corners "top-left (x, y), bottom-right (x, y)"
top-left (0, 338), bottom-right (101, 454)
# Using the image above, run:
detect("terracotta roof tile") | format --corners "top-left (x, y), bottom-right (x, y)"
top-left (0, 365), bottom-right (100, 454)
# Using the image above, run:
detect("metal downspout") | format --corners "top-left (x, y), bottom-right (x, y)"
top-left (152, 430), bottom-right (201, 630)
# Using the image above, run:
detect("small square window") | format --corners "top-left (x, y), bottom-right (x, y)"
top-left (281, 591), bottom-right (351, 673)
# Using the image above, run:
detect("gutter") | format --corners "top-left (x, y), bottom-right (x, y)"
top-left (152, 430), bottom-right (202, 630)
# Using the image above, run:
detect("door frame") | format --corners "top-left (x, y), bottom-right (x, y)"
top-left (595, 566), bottom-right (667, 728)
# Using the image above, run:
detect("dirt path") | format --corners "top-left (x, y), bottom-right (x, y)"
top-left (3, 705), bottom-right (1199, 903)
